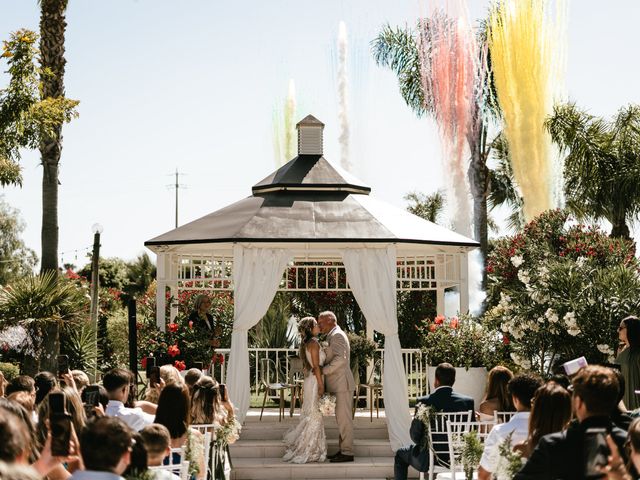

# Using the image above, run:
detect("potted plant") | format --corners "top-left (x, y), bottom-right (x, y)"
top-left (419, 315), bottom-right (502, 406)
top-left (346, 331), bottom-right (377, 384)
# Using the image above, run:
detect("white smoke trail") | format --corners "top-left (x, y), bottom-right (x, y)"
top-left (337, 21), bottom-right (351, 171)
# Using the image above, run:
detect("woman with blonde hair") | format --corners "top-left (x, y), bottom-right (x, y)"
top-left (478, 366), bottom-right (514, 418)
top-left (282, 316), bottom-right (327, 464)
top-left (144, 364), bottom-right (185, 404)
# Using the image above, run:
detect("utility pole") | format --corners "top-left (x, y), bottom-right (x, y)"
top-left (90, 223), bottom-right (103, 382)
top-left (167, 169), bottom-right (186, 228)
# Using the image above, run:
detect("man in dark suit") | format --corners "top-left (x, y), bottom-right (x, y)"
top-left (515, 365), bottom-right (628, 480)
top-left (393, 363), bottom-right (474, 480)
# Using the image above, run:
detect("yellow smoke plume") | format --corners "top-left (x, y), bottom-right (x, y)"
top-left (489, 0), bottom-right (566, 220)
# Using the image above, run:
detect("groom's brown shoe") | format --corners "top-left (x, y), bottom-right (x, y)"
top-left (327, 451), bottom-right (341, 460)
top-left (330, 453), bottom-right (354, 463)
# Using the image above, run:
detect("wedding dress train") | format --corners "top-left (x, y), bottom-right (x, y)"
top-left (282, 348), bottom-right (327, 463)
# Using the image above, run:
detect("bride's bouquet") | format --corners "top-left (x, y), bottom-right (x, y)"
top-left (318, 394), bottom-right (336, 416)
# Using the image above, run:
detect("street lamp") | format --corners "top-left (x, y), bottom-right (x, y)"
top-left (90, 224), bottom-right (102, 381)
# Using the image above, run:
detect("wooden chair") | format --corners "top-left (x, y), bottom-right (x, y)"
top-left (258, 358), bottom-right (295, 421)
top-left (287, 356), bottom-right (305, 416)
top-left (353, 359), bottom-right (383, 421)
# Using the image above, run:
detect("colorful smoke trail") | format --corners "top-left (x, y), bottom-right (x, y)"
top-left (272, 79), bottom-right (297, 167)
top-left (417, 3), bottom-right (480, 237)
top-left (337, 21), bottom-right (351, 172)
top-left (489, 0), bottom-right (567, 220)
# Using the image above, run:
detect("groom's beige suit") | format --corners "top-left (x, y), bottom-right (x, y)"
top-left (323, 325), bottom-right (356, 456)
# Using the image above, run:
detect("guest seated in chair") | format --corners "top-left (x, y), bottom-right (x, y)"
top-left (393, 363), bottom-right (474, 480)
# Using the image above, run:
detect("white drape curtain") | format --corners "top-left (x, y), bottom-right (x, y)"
top-left (341, 246), bottom-right (412, 451)
top-left (226, 245), bottom-right (292, 423)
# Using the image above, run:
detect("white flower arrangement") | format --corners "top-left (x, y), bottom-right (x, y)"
top-left (318, 394), bottom-right (336, 416)
top-left (511, 255), bottom-right (524, 268)
top-left (517, 269), bottom-right (530, 285)
top-left (216, 417), bottom-right (242, 446)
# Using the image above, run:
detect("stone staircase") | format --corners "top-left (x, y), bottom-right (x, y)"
top-left (229, 410), bottom-right (419, 480)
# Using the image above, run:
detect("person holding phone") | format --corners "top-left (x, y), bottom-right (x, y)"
top-left (515, 366), bottom-right (628, 479)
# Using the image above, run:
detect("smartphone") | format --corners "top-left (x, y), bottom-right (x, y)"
top-left (145, 356), bottom-right (156, 378)
top-left (149, 366), bottom-right (160, 388)
top-left (193, 361), bottom-right (204, 371)
top-left (57, 355), bottom-right (69, 376)
top-left (219, 383), bottom-right (227, 402)
top-left (82, 385), bottom-right (100, 417)
top-left (584, 428), bottom-right (610, 479)
top-left (563, 356), bottom-right (588, 376)
top-left (49, 392), bottom-right (71, 456)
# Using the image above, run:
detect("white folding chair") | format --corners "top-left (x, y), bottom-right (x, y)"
top-left (445, 421), bottom-right (496, 474)
top-left (150, 460), bottom-right (190, 480)
top-left (422, 410), bottom-right (473, 480)
top-left (494, 411), bottom-right (517, 424)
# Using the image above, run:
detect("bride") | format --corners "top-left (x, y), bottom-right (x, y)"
top-left (283, 316), bottom-right (327, 463)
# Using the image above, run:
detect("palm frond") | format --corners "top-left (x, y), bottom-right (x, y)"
top-left (371, 24), bottom-right (426, 117)
top-left (404, 191), bottom-right (446, 224)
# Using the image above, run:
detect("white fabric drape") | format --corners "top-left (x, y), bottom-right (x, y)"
top-left (226, 245), bottom-right (292, 423)
top-left (342, 246), bottom-right (412, 451)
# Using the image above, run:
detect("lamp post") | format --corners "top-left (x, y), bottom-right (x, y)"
top-left (90, 223), bottom-right (102, 381)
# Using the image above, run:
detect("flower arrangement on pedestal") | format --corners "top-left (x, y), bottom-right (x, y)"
top-left (483, 209), bottom-right (640, 375)
top-left (418, 314), bottom-right (504, 369)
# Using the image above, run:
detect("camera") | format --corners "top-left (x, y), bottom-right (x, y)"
top-left (49, 392), bottom-right (72, 456)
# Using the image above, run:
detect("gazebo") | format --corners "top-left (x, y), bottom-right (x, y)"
top-left (144, 115), bottom-right (478, 450)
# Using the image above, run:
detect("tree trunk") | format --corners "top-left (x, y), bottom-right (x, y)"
top-left (467, 121), bottom-right (490, 292)
top-left (39, 0), bottom-right (68, 371)
top-left (610, 215), bottom-right (631, 240)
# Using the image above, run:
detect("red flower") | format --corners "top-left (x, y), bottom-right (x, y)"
top-left (212, 353), bottom-right (225, 364)
top-left (141, 357), bottom-right (148, 370)
top-left (450, 317), bottom-right (459, 329)
top-left (168, 344), bottom-right (180, 357)
top-left (174, 360), bottom-right (186, 371)
top-left (188, 321), bottom-right (194, 329)
top-left (168, 323), bottom-right (179, 333)
top-left (434, 315), bottom-right (445, 325)
top-left (502, 334), bottom-right (510, 345)
top-left (429, 324), bottom-right (438, 333)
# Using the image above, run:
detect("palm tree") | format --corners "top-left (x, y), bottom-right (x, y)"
top-left (0, 271), bottom-right (89, 374)
top-left (39, 0), bottom-right (69, 274)
top-left (404, 191), bottom-right (446, 224)
top-left (372, 22), bottom-right (499, 288)
top-left (545, 103), bottom-right (640, 239)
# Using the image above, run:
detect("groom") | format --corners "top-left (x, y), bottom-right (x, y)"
top-left (318, 310), bottom-right (356, 463)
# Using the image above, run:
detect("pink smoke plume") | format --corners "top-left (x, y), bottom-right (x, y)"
top-left (417, 3), bottom-right (484, 237)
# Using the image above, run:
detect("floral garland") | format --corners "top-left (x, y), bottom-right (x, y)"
top-left (414, 404), bottom-right (437, 450)
top-left (216, 417), bottom-right (242, 447)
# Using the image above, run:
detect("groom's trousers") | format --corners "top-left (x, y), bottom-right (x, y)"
top-left (335, 390), bottom-right (354, 456)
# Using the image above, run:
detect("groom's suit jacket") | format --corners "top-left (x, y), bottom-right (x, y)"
top-left (322, 325), bottom-right (356, 393)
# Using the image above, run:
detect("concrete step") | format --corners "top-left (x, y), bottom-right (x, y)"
top-left (230, 438), bottom-right (394, 458)
top-left (229, 456), bottom-right (420, 480)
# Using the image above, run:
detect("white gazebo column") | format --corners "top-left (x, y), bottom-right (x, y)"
top-left (459, 252), bottom-right (469, 314)
top-left (155, 252), bottom-right (170, 331)
top-left (435, 254), bottom-right (445, 316)
top-left (169, 255), bottom-right (179, 322)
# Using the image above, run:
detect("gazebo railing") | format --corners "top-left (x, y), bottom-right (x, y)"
top-left (209, 348), bottom-right (429, 400)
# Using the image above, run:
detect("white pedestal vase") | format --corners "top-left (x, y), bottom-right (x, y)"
top-left (426, 366), bottom-right (488, 409)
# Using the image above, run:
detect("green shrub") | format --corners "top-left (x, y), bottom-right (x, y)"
top-left (0, 361), bottom-right (19, 380)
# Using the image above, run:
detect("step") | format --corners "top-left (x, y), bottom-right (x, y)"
top-left (230, 438), bottom-right (394, 458)
top-left (229, 456), bottom-right (421, 480)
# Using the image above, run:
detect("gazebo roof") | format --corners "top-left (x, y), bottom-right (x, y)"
top-left (145, 115), bottom-right (479, 251)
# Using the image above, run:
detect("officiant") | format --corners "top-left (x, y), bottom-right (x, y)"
top-left (188, 294), bottom-right (221, 348)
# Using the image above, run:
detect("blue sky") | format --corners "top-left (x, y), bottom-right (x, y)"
top-left (1, 1), bottom-right (640, 267)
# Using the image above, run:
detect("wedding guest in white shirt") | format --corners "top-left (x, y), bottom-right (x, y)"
top-left (478, 373), bottom-right (543, 479)
top-left (104, 369), bottom-right (154, 432)
top-left (69, 416), bottom-right (133, 480)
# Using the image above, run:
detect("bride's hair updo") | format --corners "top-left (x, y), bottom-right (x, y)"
top-left (298, 316), bottom-right (317, 371)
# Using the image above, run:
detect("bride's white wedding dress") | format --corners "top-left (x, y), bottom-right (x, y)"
top-left (282, 346), bottom-right (327, 463)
